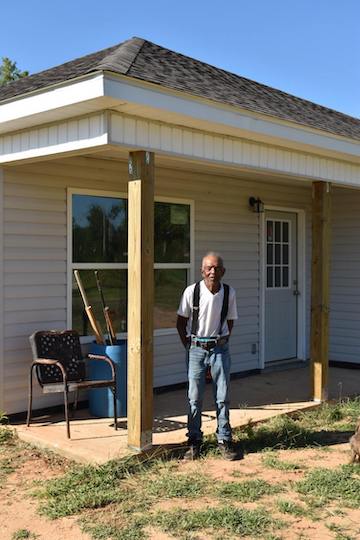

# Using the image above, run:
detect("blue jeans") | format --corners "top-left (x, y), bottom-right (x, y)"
top-left (186, 343), bottom-right (232, 443)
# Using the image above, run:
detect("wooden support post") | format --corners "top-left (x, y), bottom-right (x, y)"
top-left (127, 151), bottom-right (154, 451)
top-left (310, 181), bottom-right (331, 402)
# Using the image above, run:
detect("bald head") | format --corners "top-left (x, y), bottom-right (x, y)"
top-left (201, 252), bottom-right (224, 270)
top-left (201, 252), bottom-right (225, 292)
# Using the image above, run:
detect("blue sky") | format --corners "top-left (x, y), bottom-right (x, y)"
top-left (1, 0), bottom-right (359, 117)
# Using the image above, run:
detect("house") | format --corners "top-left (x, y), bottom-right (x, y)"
top-left (1, 37), bottom-right (360, 449)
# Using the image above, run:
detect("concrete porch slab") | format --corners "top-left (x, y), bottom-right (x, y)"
top-left (13, 365), bottom-right (359, 464)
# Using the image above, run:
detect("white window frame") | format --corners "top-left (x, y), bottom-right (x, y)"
top-left (67, 187), bottom-right (194, 343)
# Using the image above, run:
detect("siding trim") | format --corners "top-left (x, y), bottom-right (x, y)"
top-left (259, 205), bottom-right (306, 368)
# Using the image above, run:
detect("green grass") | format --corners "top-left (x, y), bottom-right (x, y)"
top-left (81, 516), bottom-right (149, 540)
top-left (217, 479), bottom-right (284, 502)
top-left (261, 451), bottom-right (303, 471)
top-left (36, 455), bottom-right (159, 518)
top-left (146, 472), bottom-right (208, 498)
top-left (234, 397), bottom-right (360, 453)
top-left (36, 455), bottom-right (208, 520)
top-left (276, 499), bottom-right (310, 517)
top-left (326, 522), bottom-right (356, 540)
top-left (25, 398), bottom-right (360, 540)
top-left (154, 506), bottom-right (283, 538)
top-left (11, 530), bottom-right (38, 540)
top-left (235, 415), bottom-right (315, 452)
top-left (296, 464), bottom-right (360, 508)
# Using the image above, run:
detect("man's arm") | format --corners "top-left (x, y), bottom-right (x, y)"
top-left (227, 320), bottom-right (234, 336)
top-left (176, 315), bottom-right (189, 347)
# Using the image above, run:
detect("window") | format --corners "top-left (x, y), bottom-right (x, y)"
top-left (69, 191), bottom-right (192, 337)
top-left (266, 219), bottom-right (290, 289)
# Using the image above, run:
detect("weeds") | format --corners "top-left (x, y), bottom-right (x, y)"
top-left (261, 451), bottom-right (303, 471)
top-left (154, 506), bottom-right (284, 538)
top-left (217, 479), bottom-right (284, 502)
top-left (276, 499), bottom-right (310, 518)
top-left (296, 464), bottom-right (360, 508)
top-left (146, 472), bottom-right (208, 498)
top-left (11, 530), bottom-right (38, 540)
top-left (36, 455), bottom-right (159, 518)
top-left (235, 415), bottom-right (315, 451)
top-left (326, 522), bottom-right (355, 540)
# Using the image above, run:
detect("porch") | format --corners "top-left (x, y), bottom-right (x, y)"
top-left (13, 364), bottom-right (358, 464)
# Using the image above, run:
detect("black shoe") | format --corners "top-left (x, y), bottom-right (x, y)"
top-left (183, 441), bottom-right (201, 461)
top-left (218, 440), bottom-right (238, 461)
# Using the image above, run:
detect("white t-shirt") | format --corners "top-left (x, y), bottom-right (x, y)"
top-left (177, 280), bottom-right (238, 337)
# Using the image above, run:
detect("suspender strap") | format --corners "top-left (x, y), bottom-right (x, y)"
top-left (191, 282), bottom-right (230, 337)
top-left (219, 283), bottom-right (229, 334)
top-left (191, 281), bottom-right (201, 336)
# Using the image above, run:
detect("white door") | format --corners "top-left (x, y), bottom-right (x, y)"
top-left (265, 210), bottom-right (298, 363)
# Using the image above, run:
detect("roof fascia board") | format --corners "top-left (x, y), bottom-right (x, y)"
top-left (103, 73), bottom-right (360, 161)
top-left (0, 73), bottom-right (106, 129)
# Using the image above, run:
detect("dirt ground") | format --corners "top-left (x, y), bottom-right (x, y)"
top-left (1, 439), bottom-right (360, 540)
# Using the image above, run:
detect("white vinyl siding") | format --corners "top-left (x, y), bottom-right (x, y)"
top-left (330, 186), bottom-right (360, 364)
top-left (2, 157), bottom-right (314, 414)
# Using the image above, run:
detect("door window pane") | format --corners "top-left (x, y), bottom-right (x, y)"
top-left (275, 221), bottom-right (281, 242)
top-left (275, 266), bottom-right (281, 287)
top-left (283, 267), bottom-right (289, 287)
top-left (275, 244), bottom-right (281, 265)
top-left (282, 244), bottom-right (289, 265)
top-left (282, 222), bottom-right (289, 242)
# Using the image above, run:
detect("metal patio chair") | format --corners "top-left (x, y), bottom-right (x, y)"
top-left (27, 329), bottom-right (117, 438)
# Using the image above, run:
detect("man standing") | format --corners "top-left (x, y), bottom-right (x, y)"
top-left (176, 252), bottom-right (238, 460)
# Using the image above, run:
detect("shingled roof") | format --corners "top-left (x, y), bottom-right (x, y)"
top-left (1, 37), bottom-right (360, 141)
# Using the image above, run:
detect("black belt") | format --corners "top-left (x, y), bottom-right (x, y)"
top-left (191, 336), bottom-right (229, 350)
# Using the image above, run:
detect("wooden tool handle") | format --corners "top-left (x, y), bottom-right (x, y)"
top-left (74, 270), bottom-right (89, 307)
top-left (105, 307), bottom-right (117, 343)
top-left (86, 306), bottom-right (104, 344)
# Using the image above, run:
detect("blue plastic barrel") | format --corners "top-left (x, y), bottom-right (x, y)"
top-left (89, 341), bottom-right (127, 417)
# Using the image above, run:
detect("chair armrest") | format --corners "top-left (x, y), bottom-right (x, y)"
top-left (32, 358), bottom-right (59, 365)
top-left (87, 354), bottom-right (116, 381)
top-left (31, 358), bottom-right (68, 382)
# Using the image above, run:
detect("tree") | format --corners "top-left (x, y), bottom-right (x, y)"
top-left (0, 57), bottom-right (29, 85)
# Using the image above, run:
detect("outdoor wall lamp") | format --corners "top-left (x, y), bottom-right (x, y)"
top-left (248, 196), bottom-right (265, 213)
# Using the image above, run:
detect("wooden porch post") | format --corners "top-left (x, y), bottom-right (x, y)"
top-left (310, 181), bottom-right (331, 401)
top-left (127, 151), bottom-right (154, 451)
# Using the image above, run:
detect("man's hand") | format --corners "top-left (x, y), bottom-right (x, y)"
top-left (176, 315), bottom-right (189, 348)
